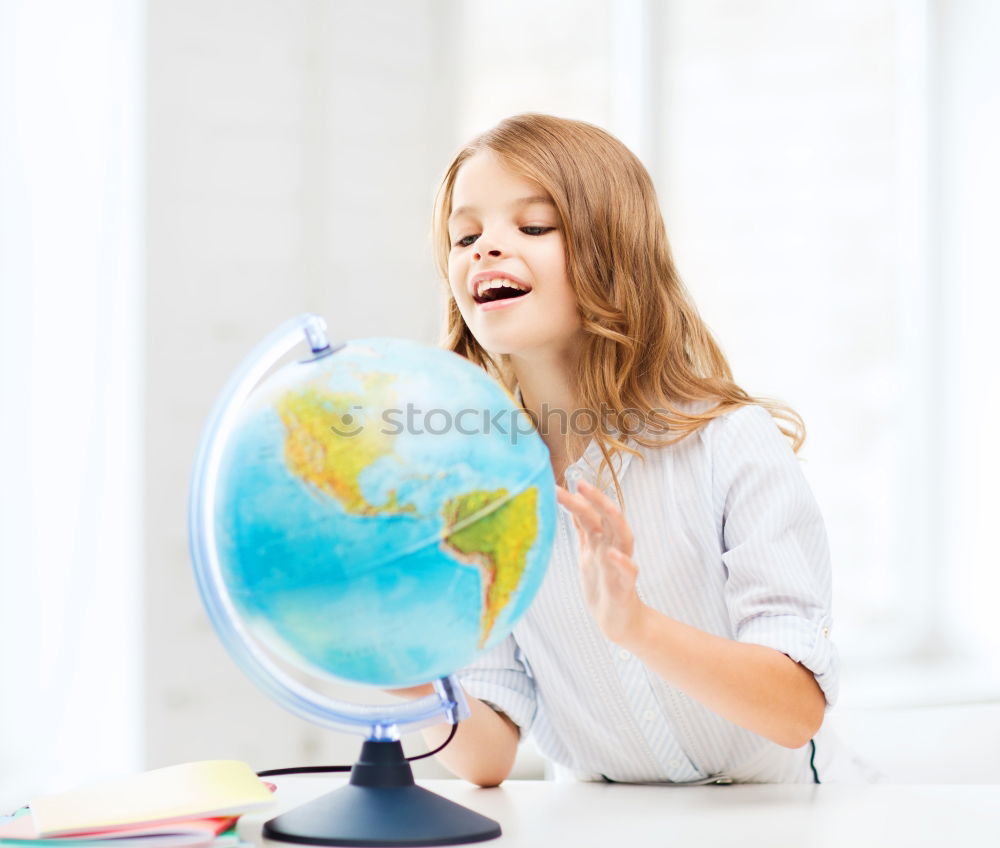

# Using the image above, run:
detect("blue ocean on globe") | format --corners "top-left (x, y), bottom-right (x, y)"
top-left (213, 338), bottom-right (556, 687)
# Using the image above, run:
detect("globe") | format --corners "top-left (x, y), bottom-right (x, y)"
top-left (189, 315), bottom-right (549, 845)
top-left (200, 318), bottom-right (556, 691)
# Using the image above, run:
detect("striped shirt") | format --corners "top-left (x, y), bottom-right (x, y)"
top-left (457, 402), bottom-right (841, 783)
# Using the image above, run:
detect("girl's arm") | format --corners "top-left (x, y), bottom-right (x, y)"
top-left (620, 605), bottom-right (824, 748)
top-left (557, 481), bottom-right (826, 749)
top-left (387, 683), bottom-right (520, 786)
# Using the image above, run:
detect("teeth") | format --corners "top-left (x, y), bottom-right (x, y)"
top-left (475, 278), bottom-right (530, 299)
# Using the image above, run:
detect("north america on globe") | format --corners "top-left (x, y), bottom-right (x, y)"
top-left (276, 371), bottom-right (419, 517)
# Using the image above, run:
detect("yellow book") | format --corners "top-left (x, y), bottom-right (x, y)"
top-left (30, 761), bottom-right (274, 838)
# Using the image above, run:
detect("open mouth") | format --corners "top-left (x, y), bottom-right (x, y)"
top-left (473, 278), bottom-right (532, 305)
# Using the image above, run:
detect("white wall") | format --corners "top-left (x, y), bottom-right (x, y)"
top-left (933, 0), bottom-right (1000, 684)
top-left (658, 0), bottom-right (905, 665)
top-left (144, 0), bottom-right (459, 775)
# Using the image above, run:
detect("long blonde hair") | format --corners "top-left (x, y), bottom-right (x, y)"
top-left (432, 113), bottom-right (805, 497)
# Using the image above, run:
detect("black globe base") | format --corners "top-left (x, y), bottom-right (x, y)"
top-left (262, 740), bottom-right (502, 847)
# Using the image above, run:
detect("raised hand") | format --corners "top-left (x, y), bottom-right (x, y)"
top-left (555, 479), bottom-right (647, 647)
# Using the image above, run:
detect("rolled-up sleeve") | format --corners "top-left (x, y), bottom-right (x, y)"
top-left (456, 633), bottom-right (539, 734)
top-left (713, 405), bottom-right (839, 707)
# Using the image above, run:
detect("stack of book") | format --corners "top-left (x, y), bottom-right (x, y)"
top-left (0, 762), bottom-right (275, 848)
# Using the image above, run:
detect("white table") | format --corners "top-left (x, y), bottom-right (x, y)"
top-left (240, 776), bottom-right (1000, 847)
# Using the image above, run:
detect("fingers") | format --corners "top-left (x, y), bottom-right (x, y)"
top-left (556, 485), bottom-right (604, 539)
top-left (608, 548), bottom-right (639, 579)
top-left (556, 480), bottom-right (634, 556)
top-left (555, 481), bottom-right (644, 641)
top-left (579, 481), bottom-right (634, 555)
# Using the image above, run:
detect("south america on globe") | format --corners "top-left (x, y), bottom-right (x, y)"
top-left (214, 338), bottom-right (555, 688)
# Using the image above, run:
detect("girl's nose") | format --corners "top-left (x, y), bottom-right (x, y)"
top-left (473, 239), bottom-right (502, 261)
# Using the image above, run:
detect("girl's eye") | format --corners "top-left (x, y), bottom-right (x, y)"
top-left (452, 226), bottom-right (554, 248)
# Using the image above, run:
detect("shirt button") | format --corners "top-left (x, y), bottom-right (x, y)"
top-left (618, 649), bottom-right (630, 661)
top-left (643, 710), bottom-right (655, 722)
top-left (822, 627), bottom-right (830, 638)
top-left (669, 759), bottom-right (682, 769)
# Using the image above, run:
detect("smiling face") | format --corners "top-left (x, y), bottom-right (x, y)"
top-left (446, 151), bottom-right (583, 360)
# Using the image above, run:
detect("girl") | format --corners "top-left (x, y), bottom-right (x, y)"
top-left (397, 113), bottom-right (849, 787)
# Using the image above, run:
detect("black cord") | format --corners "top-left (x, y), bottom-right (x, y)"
top-left (406, 722), bottom-right (459, 762)
top-left (256, 723), bottom-right (459, 777)
top-left (809, 738), bottom-right (821, 784)
top-left (257, 763), bottom-right (350, 776)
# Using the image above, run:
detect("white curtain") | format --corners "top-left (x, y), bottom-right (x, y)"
top-left (0, 0), bottom-right (143, 808)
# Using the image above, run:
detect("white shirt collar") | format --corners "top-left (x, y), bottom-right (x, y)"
top-left (513, 385), bottom-right (636, 494)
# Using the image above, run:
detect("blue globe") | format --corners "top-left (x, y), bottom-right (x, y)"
top-left (212, 337), bottom-right (555, 688)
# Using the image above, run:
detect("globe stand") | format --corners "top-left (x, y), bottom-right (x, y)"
top-left (262, 740), bottom-right (501, 847)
